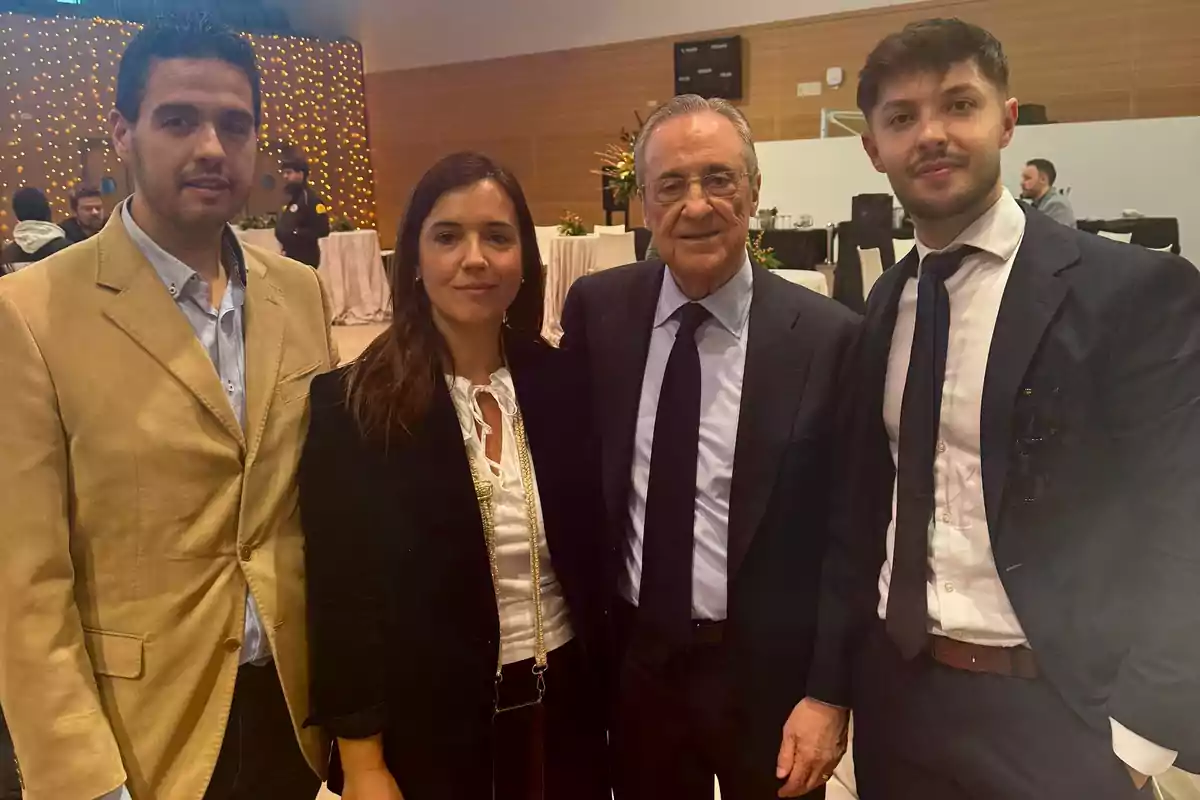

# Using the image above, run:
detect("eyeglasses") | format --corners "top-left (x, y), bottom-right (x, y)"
top-left (641, 170), bottom-right (749, 206)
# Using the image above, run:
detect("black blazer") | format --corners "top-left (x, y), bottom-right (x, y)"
top-left (813, 208), bottom-right (1200, 770)
top-left (560, 260), bottom-right (861, 778)
top-left (300, 335), bottom-right (608, 798)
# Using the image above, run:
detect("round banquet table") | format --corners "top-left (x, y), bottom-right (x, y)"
top-left (318, 230), bottom-right (392, 325)
top-left (542, 234), bottom-right (597, 344)
top-left (234, 228), bottom-right (283, 255)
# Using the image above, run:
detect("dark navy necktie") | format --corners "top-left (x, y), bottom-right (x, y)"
top-left (639, 302), bottom-right (711, 643)
top-left (886, 246), bottom-right (978, 659)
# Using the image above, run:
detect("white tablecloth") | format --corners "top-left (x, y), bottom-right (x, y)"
top-left (318, 230), bottom-right (391, 325)
top-left (234, 228), bottom-right (282, 255)
top-left (775, 268), bottom-right (831, 296)
top-left (542, 234), bottom-right (598, 343)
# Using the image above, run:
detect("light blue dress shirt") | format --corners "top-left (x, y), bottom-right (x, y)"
top-left (120, 201), bottom-right (270, 664)
top-left (102, 203), bottom-right (270, 800)
top-left (623, 254), bottom-right (753, 621)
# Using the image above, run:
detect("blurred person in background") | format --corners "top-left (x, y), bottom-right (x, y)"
top-left (0, 187), bottom-right (70, 274)
top-left (61, 185), bottom-right (107, 243)
top-left (1020, 158), bottom-right (1076, 227)
top-left (275, 156), bottom-right (330, 268)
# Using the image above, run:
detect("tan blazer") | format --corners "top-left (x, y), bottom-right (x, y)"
top-left (0, 214), bottom-right (336, 799)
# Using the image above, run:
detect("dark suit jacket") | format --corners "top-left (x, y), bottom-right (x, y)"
top-left (300, 335), bottom-right (608, 798)
top-left (560, 260), bottom-right (861, 778)
top-left (60, 218), bottom-right (95, 245)
top-left (275, 184), bottom-right (331, 268)
top-left (812, 208), bottom-right (1200, 770)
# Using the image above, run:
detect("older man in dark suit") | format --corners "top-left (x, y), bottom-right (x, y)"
top-left (806, 18), bottom-right (1200, 799)
top-left (561, 95), bottom-right (860, 800)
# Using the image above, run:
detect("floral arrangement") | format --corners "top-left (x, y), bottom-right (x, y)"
top-left (558, 211), bottom-right (586, 237)
top-left (594, 129), bottom-right (638, 206)
top-left (238, 212), bottom-right (278, 230)
top-left (330, 216), bottom-right (355, 232)
top-left (594, 111), bottom-right (651, 206)
top-left (749, 230), bottom-right (783, 270)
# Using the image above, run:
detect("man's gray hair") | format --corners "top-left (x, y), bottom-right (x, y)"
top-left (633, 94), bottom-right (759, 187)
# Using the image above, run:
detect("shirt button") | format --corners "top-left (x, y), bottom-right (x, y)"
top-left (944, 582), bottom-right (955, 593)
top-left (942, 512), bottom-right (952, 523)
top-left (223, 637), bottom-right (241, 653)
top-left (240, 545), bottom-right (253, 561)
top-left (226, 382), bottom-right (235, 394)
top-left (168, 283), bottom-right (177, 296)
top-left (937, 440), bottom-right (947, 454)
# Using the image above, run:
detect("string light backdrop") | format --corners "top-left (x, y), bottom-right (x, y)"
top-left (0, 12), bottom-right (377, 238)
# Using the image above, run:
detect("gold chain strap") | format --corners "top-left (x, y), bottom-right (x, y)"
top-left (466, 407), bottom-right (549, 684)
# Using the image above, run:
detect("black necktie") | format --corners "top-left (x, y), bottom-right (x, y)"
top-left (886, 246), bottom-right (977, 660)
top-left (640, 302), bottom-right (711, 643)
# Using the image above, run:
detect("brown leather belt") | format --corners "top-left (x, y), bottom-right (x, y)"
top-left (691, 618), bottom-right (725, 647)
top-left (929, 635), bottom-right (1040, 680)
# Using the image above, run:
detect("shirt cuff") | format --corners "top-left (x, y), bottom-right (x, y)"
top-left (1110, 717), bottom-right (1178, 777)
top-left (98, 785), bottom-right (132, 800)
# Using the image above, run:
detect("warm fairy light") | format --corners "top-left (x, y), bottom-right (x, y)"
top-left (0, 11), bottom-right (377, 237)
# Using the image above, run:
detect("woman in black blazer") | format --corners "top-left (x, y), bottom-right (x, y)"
top-left (301, 152), bottom-right (609, 800)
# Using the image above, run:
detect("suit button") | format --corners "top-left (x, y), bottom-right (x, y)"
top-left (224, 637), bottom-right (241, 653)
top-left (240, 545), bottom-right (253, 562)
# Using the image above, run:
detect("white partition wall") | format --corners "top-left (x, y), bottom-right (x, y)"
top-left (756, 116), bottom-right (1200, 259)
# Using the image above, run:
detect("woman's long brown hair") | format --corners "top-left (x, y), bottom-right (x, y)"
top-left (345, 152), bottom-right (545, 441)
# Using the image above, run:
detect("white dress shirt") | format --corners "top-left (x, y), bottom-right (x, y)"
top-left (623, 254), bottom-right (753, 621)
top-left (447, 368), bottom-right (573, 665)
top-left (877, 189), bottom-right (1176, 777)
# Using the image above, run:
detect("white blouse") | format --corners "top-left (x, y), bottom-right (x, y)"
top-left (446, 368), bottom-right (574, 665)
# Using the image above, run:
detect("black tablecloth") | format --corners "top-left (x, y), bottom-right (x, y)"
top-left (759, 229), bottom-right (828, 270)
top-left (1076, 217), bottom-right (1180, 254)
top-left (630, 227), bottom-right (830, 270)
top-left (633, 227), bottom-right (653, 261)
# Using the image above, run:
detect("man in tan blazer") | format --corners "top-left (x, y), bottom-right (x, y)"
top-left (0, 17), bottom-right (333, 800)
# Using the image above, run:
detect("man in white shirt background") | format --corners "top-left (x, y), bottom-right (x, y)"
top-left (801, 17), bottom-right (1200, 798)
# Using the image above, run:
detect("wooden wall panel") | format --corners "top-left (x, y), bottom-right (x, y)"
top-left (365, 0), bottom-right (1200, 241)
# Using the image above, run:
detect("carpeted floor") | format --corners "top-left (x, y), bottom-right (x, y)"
top-left (331, 322), bottom-right (388, 365)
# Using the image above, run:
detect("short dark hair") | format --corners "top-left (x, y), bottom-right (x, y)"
top-left (70, 185), bottom-right (103, 211)
top-left (281, 157), bottom-right (310, 178)
top-left (858, 18), bottom-right (1009, 117)
top-left (12, 187), bottom-right (52, 222)
top-left (116, 15), bottom-right (262, 127)
top-left (1026, 158), bottom-right (1057, 185)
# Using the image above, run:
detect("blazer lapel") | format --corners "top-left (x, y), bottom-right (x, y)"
top-left (601, 262), bottom-right (664, 524)
top-left (242, 252), bottom-right (287, 465)
top-left (97, 220), bottom-right (245, 448)
top-left (980, 212), bottom-right (1076, 538)
top-left (408, 378), bottom-right (491, 551)
top-left (727, 266), bottom-right (816, 579)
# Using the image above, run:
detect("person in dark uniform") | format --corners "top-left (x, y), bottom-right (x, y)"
top-left (275, 157), bottom-right (330, 268)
